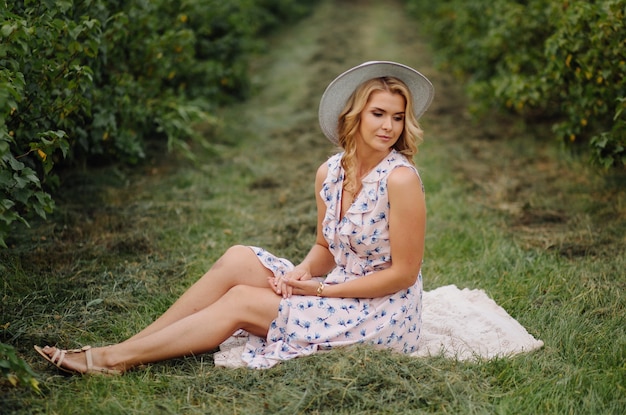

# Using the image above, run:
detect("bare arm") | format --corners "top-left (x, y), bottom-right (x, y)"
top-left (288, 166), bottom-right (426, 298)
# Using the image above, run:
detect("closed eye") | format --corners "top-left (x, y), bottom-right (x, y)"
top-left (371, 112), bottom-right (404, 121)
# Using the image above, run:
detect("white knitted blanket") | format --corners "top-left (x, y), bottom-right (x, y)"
top-left (214, 285), bottom-right (544, 368)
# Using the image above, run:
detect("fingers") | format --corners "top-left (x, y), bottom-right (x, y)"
top-left (271, 274), bottom-right (318, 298)
top-left (268, 276), bottom-right (279, 294)
top-left (286, 279), bottom-right (318, 297)
top-left (284, 280), bottom-right (293, 298)
top-left (270, 274), bottom-right (293, 298)
top-left (284, 267), bottom-right (312, 282)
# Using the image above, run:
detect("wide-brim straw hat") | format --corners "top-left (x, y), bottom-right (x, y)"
top-left (318, 61), bottom-right (434, 144)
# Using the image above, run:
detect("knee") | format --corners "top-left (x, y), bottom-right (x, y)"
top-left (211, 245), bottom-right (251, 270)
top-left (224, 284), bottom-right (277, 314)
top-left (222, 245), bottom-right (254, 263)
top-left (222, 285), bottom-right (259, 314)
top-left (224, 283), bottom-right (252, 299)
top-left (225, 245), bottom-right (251, 257)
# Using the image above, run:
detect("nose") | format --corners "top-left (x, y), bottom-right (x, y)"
top-left (382, 116), bottom-right (393, 131)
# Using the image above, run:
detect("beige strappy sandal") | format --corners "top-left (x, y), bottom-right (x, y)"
top-left (34, 345), bottom-right (121, 376)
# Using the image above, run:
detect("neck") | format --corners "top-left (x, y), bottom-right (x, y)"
top-left (355, 148), bottom-right (392, 178)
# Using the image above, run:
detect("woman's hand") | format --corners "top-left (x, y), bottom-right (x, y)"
top-left (286, 279), bottom-right (324, 297)
top-left (269, 265), bottom-right (312, 298)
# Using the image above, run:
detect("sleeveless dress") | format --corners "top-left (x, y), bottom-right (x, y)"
top-left (242, 149), bottom-right (424, 368)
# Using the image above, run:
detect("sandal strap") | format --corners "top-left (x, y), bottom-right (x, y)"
top-left (51, 348), bottom-right (65, 368)
top-left (82, 346), bottom-right (94, 371)
top-left (74, 346), bottom-right (119, 375)
top-left (37, 344), bottom-right (121, 376)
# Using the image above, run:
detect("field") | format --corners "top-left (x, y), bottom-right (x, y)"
top-left (2, 0), bottom-right (625, 413)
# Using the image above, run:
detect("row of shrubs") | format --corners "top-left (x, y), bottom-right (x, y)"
top-left (2, 0), bottom-right (315, 392)
top-left (0, 0), bottom-right (315, 248)
top-left (405, 0), bottom-right (625, 168)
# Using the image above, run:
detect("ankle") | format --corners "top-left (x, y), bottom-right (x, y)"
top-left (100, 346), bottom-right (126, 371)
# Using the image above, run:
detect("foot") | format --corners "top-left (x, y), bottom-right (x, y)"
top-left (34, 345), bottom-right (123, 376)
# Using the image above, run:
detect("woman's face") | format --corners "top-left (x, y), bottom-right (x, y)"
top-left (355, 90), bottom-right (406, 155)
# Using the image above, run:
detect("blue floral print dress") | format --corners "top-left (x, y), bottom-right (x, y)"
top-left (242, 149), bottom-right (424, 368)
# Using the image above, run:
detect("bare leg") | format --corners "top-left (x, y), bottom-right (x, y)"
top-left (126, 245), bottom-right (273, 342)
top-left (39, 284), bottom-right (281, 373)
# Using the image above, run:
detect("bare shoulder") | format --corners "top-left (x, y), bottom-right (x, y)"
top-left (316, 161), bottom-right (329, 181)
top-left (387, 166), bottom-right (424, 193)
top-left (316, 161), bottom-right (329, 177)
top-left (314, 161), bottom-right (330, 190)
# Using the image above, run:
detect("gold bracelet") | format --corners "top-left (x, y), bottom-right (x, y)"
top-left (316, 281), bottom-right (325, 297)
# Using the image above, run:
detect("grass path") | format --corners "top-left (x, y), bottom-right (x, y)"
top-left (2, 0), bottom-right (625, 413)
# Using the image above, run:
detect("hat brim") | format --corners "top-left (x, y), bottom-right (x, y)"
top-left (318, 61), bottom-right (434, 145)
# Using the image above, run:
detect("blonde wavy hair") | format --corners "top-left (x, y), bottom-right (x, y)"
top-left (337, 76), bottom-right (424, 194)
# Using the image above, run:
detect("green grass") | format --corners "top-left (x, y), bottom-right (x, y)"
top-left (2, 0), bottom-right (625, 413)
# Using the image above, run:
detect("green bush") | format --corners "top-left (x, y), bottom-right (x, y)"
top-left (0, 0), bottom-right (314, 247)
top-left (405, 0), bottom-right (626, 168)
top-left (0, 342), bottom-right (40, 393)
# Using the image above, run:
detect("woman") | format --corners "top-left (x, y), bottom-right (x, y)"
top-left (35, 61), bottom-right (434, 373)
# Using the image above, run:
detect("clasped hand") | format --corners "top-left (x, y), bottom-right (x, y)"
top-left (269, 266), bottom-right (320, 298)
